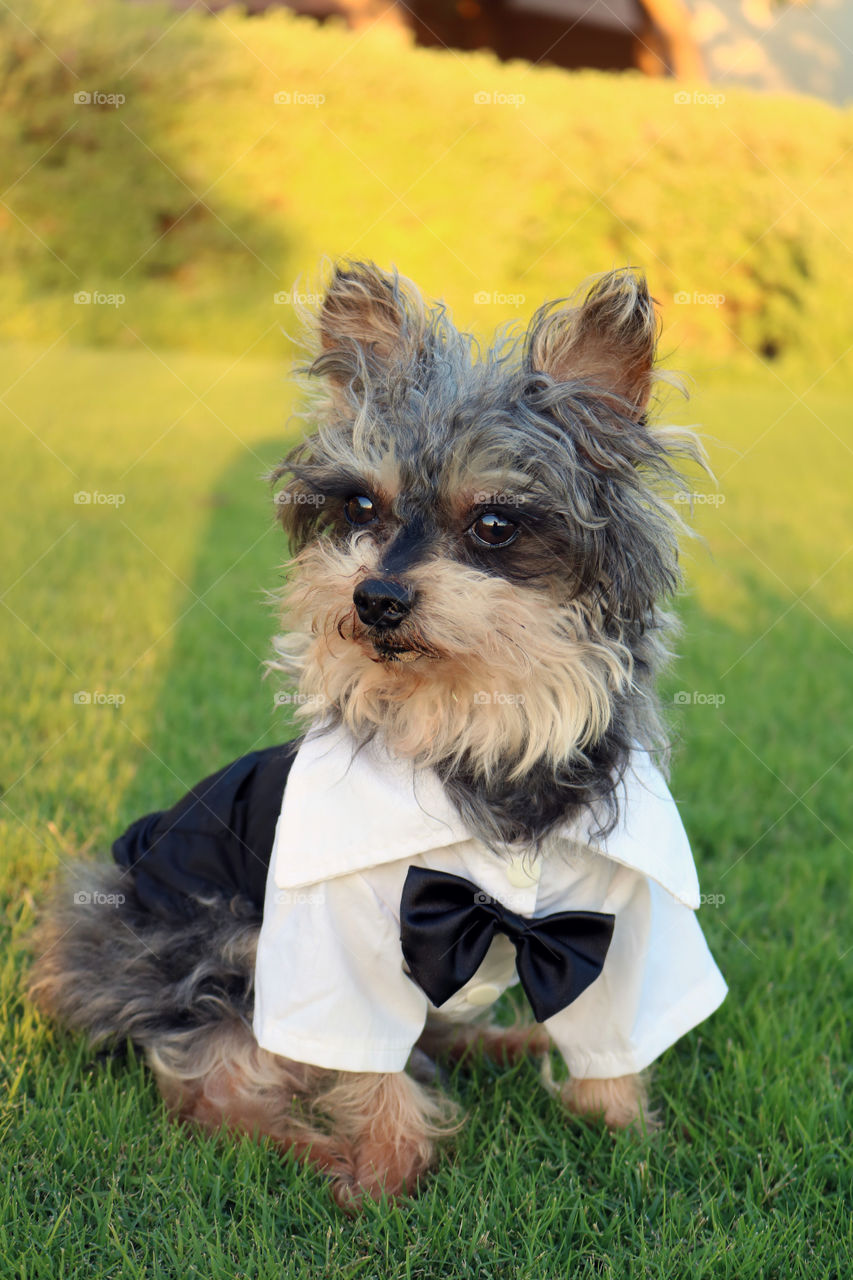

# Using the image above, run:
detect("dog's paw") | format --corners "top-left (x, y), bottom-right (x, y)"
top-left (560, 1073), bottom-right (659, 1132)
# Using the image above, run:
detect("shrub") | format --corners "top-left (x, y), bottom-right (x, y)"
top-left (1, 0), bottom-right (850, 375)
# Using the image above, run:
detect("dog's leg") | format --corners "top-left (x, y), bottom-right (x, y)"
top-left (150, 1022), bottom-right (458, 1205)
top-left (418, 1014), bottom-right (550, 1067)
top-left (310, 1070), bottom-right (461, 1207)
top-left (146, 1020), bottom-right (363, 1185)
top-left (560, 1072), bottom-right (656, 1130)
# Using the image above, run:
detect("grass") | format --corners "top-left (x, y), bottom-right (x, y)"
top-left (1, 338), bottom-right (851, 1277)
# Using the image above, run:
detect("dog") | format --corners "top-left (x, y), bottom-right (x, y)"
top-left (31, 262), bottom-right (726, 1208)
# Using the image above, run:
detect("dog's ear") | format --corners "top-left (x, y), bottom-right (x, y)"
top-left (525, 270), bottom-right (658, 417)
top-left (314, 261), bottom-right (414, 389)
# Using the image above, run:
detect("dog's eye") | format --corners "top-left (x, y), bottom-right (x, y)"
top-left (468, 511), bottom-right (519, 548)
top-left (344, 495), bottom-right (378, 526)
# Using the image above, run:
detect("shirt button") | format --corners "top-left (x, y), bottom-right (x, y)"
top-left (506, 855), bottom-right (541, 888)
top-left (466, 983), bottom-right (502, 1006)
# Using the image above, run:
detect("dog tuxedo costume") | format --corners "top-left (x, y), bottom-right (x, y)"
top-left (113, 724), bottom-right (727, 1082)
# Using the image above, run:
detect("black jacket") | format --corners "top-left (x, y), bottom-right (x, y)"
top-left (112, 739), bottom-right (301, 920)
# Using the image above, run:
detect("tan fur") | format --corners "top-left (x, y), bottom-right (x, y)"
top-left (418, 1015), bottom-right (551, 1066)
top-left (146, 1018), bottom-right (459, 1207)
top-left (271, 535), bottom-right (633, 781)
top-left (527, 269), bottom-right (659, 414)
top-left (561, 1072), bottom-right (657, 1131)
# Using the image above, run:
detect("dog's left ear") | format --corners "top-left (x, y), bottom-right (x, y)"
top-left (525, 270), bottom-right (658, 418)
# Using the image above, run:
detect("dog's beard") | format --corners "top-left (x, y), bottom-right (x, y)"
top-left (270, 536), bottom-right (635, 781)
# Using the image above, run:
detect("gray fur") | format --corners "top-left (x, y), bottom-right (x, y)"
top-left (275, 262), bottom-right (702, 844)
top-left (30, 864), bottom-right (259, 1056)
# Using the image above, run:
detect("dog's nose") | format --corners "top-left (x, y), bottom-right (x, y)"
top-left (353, 578), bottom-right (414, 629)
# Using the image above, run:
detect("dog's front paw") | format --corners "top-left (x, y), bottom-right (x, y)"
top-left (328, 1140), bottom-right (433, 1211)
top-left (560, 1073), bottom-right (658, 1131)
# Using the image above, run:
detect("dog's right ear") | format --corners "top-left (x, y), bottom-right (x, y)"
top-left (312, 261), bottom-right (418, 394)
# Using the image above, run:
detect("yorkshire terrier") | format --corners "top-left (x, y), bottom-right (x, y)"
top-left (31, 262), bottom-right (726, 1207)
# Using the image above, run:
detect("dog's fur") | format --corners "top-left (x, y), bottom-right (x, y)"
top-left (31, 262), bottom-right (699, 1206)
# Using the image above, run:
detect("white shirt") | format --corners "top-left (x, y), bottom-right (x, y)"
top-left (253, 724), bottom-right (727, 1078)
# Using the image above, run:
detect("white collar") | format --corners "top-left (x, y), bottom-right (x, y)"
top-left (271, 722), bottom-right (701, 909)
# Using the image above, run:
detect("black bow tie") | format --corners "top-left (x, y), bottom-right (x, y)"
top-left (399, 866), bottom-right (615, 1024)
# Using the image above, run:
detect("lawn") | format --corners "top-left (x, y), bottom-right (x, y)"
top-left (2, 340), bottom-right (850, 1278)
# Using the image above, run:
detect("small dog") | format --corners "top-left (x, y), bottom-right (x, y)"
top-left (31, 263), bottom-right (726, 1207)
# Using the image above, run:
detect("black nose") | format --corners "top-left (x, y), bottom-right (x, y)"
top-left (353, 578), bottom-right (414, 629)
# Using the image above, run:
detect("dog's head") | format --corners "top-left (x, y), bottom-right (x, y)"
top-left (271, 262), bottom-right (697, 781)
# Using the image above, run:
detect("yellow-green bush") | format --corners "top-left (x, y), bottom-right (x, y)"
top-left (1, 0), bottom-right (850, 376)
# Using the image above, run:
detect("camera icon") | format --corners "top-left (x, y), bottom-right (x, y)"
top-left (673, 691), bottom-right (691, 705)
top-left (273, 291), bottom-right (291, 304)
top-left (474, 891), bottom-right (492, 905)
top-left (73, 690), bottom-right (92, 704)
top-left (473, 291), bottom-right (491, 305)
top-left (273, 91), bottom-right (291, 105)
top-left (73, 91), bottom-right (92, 105)
top-left (473, 690), bottom-right (491, 705)
top-left (73, 891), bottom-right (92, 905)
top-left (673, 91), bottom-right (691, 105)
top-left (74, 291), bottom-right (92, 305)
top-left (73, 491), bottom-right (92, 504)
top-left (673, 291), bottom-right (690, 305)
top-left (473, 91), bottom-right (491, 105)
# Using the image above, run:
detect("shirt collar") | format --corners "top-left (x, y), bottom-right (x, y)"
top-left (271, 722), bottom-right (701, 909)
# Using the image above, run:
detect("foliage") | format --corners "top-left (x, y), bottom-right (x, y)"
top-left (0, 0), bottom-right (851, 377)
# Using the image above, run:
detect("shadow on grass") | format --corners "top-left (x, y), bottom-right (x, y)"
top-left (117, 433), bottom-right (297, 823)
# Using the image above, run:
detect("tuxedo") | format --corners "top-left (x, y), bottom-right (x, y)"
top-left (114, 725), bottom-right (727, 1080)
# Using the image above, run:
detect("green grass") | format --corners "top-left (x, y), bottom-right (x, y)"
top-left (2, 341), bottom-right (851, 1277)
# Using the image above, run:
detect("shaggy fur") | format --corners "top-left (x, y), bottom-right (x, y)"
top-left (31, 262), bottom-right (691, 1205)
top-left (271, 262), bottom-right (699, 844)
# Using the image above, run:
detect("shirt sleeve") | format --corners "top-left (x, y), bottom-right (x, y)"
top-left (252, 867), bottom-right (429, 1073)
top-left (545, 865), bottom-right (727, 1080)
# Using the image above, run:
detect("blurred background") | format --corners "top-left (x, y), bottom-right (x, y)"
top-left (1, 0), bottom-right (850, 367)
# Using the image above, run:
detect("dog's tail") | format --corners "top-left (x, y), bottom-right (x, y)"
top-left (29, 863), bottom-right (261, 1054)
